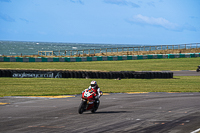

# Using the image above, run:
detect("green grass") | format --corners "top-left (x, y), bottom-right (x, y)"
top-left (0, 57), bottom-right (200, 96)
top-left (0, 76), bottom-right (200, 97)
top-left (0, 57), bottom-right (200, 71)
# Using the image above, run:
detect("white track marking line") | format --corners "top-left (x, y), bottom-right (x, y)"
top-left (191, 128), bottom-right (200, 133)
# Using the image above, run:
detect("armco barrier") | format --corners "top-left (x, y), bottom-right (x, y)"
top-left (0, 53), bottom-right (199, 62)
top-left (0, 69), bottom-right (173, 79)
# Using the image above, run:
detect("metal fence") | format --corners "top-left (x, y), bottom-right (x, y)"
top-left (38, 43), bottom-right (200, 56)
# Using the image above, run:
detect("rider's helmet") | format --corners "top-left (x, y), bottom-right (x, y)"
top-left (90, 81), bottom-right (97, 89)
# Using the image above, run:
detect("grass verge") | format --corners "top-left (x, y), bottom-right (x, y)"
top-left (0, 57), bottom-right (200, 71)
top-left (0, 76), bottom-right (200, 97)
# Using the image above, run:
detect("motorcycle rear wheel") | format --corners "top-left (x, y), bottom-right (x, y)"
top-left (197, 69), bottom-right (199, 72)
top-left (78, 101), bottom-right (86, 114)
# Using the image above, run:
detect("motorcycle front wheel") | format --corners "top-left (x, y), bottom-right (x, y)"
top-left (91, 100), bottom-right (100, 113)
top-left (78, 101), bottom-right (86, 114)
top-left (197, 69), bottom-right (199, 72)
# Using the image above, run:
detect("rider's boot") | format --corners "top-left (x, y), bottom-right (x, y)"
top-left (94, 97), bottom-right (99, 108)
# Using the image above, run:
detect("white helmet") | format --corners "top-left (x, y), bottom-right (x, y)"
top-left (90, 81), bottom-right (97, 88)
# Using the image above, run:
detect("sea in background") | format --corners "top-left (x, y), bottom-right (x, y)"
top-left (0, 41), bottom-right (142, 56)
top-left (0, 41), bottom-right (199, 56)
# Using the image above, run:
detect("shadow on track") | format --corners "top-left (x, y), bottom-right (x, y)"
top-left (94, 111), bottom-right (128, 114)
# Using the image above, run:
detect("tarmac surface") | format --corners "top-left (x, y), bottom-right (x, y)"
top-left (1, 92), bottom-right (200, 133)
top-left (0, 71), bottom-right (200, 133)
top-left (171, 70), bottom-right (200, 76)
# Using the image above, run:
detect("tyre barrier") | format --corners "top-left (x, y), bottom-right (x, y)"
top-left (0, 69), bottom-right (173, 79)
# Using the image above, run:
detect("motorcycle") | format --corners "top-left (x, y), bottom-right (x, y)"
top-left (197, 65), bottom-right (200, 72)
top-left (78, 88), bottom-right (103, 114)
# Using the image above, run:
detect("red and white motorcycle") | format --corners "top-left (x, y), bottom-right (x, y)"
top-left (78, 88), bottom-right (103, 114)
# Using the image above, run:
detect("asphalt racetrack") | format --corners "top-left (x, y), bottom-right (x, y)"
top-left (172, 70), bottom-right (200, 76)
top-left (0, 71), bottom-right (200, 133)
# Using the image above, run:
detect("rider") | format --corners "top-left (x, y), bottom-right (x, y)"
top-left (89, 81), bottom-right (101, 103)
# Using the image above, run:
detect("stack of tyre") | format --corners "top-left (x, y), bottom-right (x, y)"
top-left (61, 71), bottom-right (173, 79)
top-left (0, 70), bottom-right (12, 77)
top-left (0, 69), bottom-right (173, 79)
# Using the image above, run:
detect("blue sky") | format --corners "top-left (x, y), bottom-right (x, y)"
top-left (0, 0), bottom-right (199, 45)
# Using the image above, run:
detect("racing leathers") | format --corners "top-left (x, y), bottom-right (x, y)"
top-left (90, 85), bottom-right (100, 101)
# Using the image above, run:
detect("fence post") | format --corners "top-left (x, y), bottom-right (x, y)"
top-left (44, 44), bottom-right (197, 57)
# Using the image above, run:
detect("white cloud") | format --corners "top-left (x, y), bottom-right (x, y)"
top-left (127, 14), bottom-right (181, 31)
